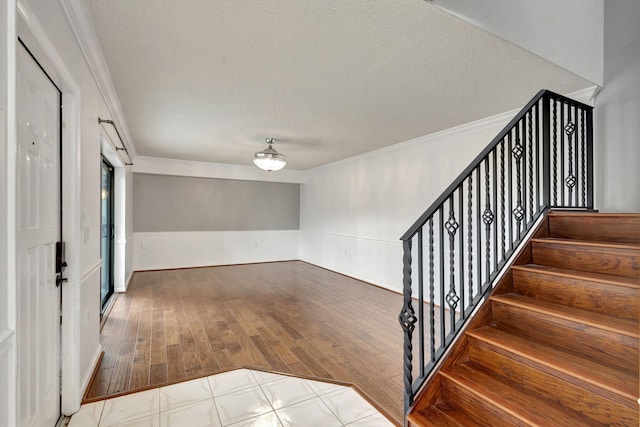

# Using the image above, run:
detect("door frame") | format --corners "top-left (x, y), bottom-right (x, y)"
top-left (100, 156), bottom-right (115, 312)
top-left (99, 131), bottom-right (127, 293)
top-left (14, 1), bottom-right (84, 417)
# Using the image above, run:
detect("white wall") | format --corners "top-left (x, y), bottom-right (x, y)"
top-left (431, 0), bottom-right (604, 85)
top-left (300, 113), bottom-right (514, 292)
top-left (133, 230), bottom-right (299, 271)
top-left (129, 156), bottom-right (304, 272)
top-left (595, 0), bottom-right (640, 212)
top-left (124, 166), bottom-right (134, 288)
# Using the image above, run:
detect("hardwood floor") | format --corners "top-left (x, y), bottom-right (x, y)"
top-left (85, 261), bottom-right (409, 424)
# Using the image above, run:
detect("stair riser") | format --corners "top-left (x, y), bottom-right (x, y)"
top-left (512, 269), bottom-right (639, 321)
top-left (440, 377), bottom-right (528, 427)
top-left (549, 215), bottom-right (640, 244)
top-left (408, 406), bottom-right (483, 427)
top-left (532, 241), bottom-right (640, 278)
top-left (468, 337), bottom-right (637, 422)
top-left (491, 302), bottom-right (638, 372)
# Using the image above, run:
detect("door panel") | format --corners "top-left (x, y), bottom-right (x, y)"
top-left (16, 43), bottom-right (61, 427)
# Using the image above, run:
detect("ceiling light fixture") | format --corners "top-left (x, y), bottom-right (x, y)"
top-left (253, 138), bottom-right (286, 171)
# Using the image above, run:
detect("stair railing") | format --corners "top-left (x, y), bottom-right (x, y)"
top-left (398, 90), bottom-right (593, 415)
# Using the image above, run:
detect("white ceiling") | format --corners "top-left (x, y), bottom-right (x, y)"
top-left (85, 0), bottom-right (592, 170)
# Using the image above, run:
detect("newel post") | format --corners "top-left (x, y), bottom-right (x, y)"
top-left (542, 94), bottom-right (551, 207)
top-left (399, 238), bottom-right (416, 416)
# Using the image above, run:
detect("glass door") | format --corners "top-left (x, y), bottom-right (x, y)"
top-left (100, 158), bottom-right (115, 313)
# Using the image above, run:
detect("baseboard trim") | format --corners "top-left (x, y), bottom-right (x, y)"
top-left (79, 347), bottom-right (104, 407)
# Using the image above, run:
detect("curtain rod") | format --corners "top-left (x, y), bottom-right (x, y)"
top-left (98, 117), bottom-right (134, 166)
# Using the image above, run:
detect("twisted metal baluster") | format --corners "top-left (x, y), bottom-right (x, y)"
top-left (399, 239), bottom-right (416, 413)
top-left (467, 175), bottom-right (473, 309)
top-left (528, 110), bottom-right (534, 219)
top-left (500, 140), bottom-right (506, 258)
top-left (552, 100), bottom-right (558, 205)
top-left (428, 219), bottom-right (435, 362)
top-left (581, 109), bottom-right (587, 206)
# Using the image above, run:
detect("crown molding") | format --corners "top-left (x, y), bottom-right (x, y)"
top-left (309, 85), bottom-right (600, 173)
top-left (133, 156), bottom-right (307, 184)
top-left (59, 0), bottom-right (137, 161)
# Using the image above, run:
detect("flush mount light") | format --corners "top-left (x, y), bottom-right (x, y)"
top-left (253, 137), bottom-right (286, 171)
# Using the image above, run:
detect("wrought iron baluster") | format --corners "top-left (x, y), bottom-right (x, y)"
top-left (581, 109), bottom-right (587, 207)
top-left (417, 229), bottom-right (424, 378)
top-left (492, 149), bottom-right (498, 273)
top-left (482, 159), bottom-right (493, 286)
top-left (552, 100), bottom-right (558, 205)
top-left (560, 101), bottom-right (565, 206)
top-left (500, 140), bottom-right (506, 259)
top-left (467, 175), bottom-right (473, 313)
top-left (521, 117), bottom-right (528, 225)
top-left (508, 129), bottom-right (514, 248)
top-left (528, 109), bottom-right (534, 218)
top-left (542, 97), bottom-right (551, 207)
top-left (439, 209), bottom-right (445, 345)
top-left (445, 199), bottom-right (459, 329)
top-left (399, 239), bottom-right (416, 413)
top-left (513, 125), bottom-right (524, 236)
top-left (428, 219), bottom-right (435, 362)
top-left (475, 167), bottom-right (481, 296)
top-left (571, 105), bottom-right (580, 207)
top-left (458, 188), bottom-right (465, 320)
top-left (565, 105), bottom-right (576, 205)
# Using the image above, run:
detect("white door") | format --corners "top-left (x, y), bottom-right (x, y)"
top-left (16, 43), bottom-right (61, 427)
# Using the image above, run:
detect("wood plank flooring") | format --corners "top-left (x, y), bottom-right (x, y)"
top-left (85, 261), bottom-right (414, 424)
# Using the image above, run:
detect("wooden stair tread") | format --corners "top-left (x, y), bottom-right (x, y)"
top-left (441, 363), bottom-right (596, 426)
top-left (467, 326), bottom-right (639, 402)
top-left (491, 293), bottom-right (639, 337)
top-left (549, 212), bottom-right (640, 218)
top-left (512, 263), bottom-right (640, 289)
top-left (531, 237), bottom-right (640, 250)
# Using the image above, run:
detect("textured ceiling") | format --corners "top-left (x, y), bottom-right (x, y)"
top-left (85, 0), bottom-right (592, 170)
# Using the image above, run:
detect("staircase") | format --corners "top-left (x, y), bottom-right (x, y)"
top-left (407, 211), bottom-right (640, 426)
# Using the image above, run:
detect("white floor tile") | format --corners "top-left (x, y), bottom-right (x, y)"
top-left (159, 377), bottom-right (213, 412)
top-left (320, 387), bottom-right (377, 425)
top-left (275, 398), bottom-right (342, 427)
top-left (344, 412), bottom-right (396, 427)
top-left (108, 414), bottom-right (160, 427)
top-left (251, 370), bottom-right (288, 386)
top-left (159, 399), bottom-right (221, 427)
top-left (305, 379), bottom-right (348, 396)
top-left (68, 400), bottom-right (105, 427)
top-left (226, 411), bottom-right (282, 427)
top-left (214, 385), bottom-right (273, 426)
top-left (79, 369), bottom-right (393, 427)
top-left (259, 376), bottom-right (317, 410)
top-left (208, 369), bottom-right (259, 397)
top-left (99, 389), bottom-right (160, 427)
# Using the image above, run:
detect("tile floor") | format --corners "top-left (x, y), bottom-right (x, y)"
top-left (68, 369), bottom-right (395, 427)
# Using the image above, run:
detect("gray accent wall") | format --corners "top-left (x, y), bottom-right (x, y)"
top-left (133, 174), bottom-right (300, 232)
